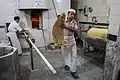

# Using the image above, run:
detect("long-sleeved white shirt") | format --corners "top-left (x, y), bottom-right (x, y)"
top-left (64, 19), bottom-right (78, 36)
top-left (63, 18), bottom-right (78, 47)
top-left (8, 21), bottom-right (22, 32)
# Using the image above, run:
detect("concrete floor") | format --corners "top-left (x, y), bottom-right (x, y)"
top-left (19, 46), bottom-right (104, 80)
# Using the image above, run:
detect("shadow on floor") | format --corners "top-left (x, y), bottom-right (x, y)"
top-left (19, 65), bottom-right (31, 80)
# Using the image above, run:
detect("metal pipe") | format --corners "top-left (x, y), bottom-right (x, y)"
top-left (52, 0), bottom-right (57, 17)
top-left (30, 45), bottom-right (34, 70)
top-left (79, 21), bottom-right (109, 26)
top-left (24, 33), bottom-right (57, 74)
top-left (42, 29), bottom-right (47, 50)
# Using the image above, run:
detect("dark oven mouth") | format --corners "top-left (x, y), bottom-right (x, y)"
top-left (31, 10), bottom-right (42, 29)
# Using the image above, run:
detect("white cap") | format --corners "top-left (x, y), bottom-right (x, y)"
top-left (68, 9), bottom-right (76, 13)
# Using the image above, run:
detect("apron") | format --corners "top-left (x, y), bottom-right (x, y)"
top-left (7, 32), bottom-right (22, 54)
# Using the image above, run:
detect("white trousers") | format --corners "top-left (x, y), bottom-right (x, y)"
top-left (61, 41), bottom-right (78, 72)
top-left (7, 32), bottom-right (22, 54)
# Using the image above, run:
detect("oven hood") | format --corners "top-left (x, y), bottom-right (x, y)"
top-left (19, 7), bottom-right (49, 10)
top-left (18, 0), bottom-right (49, 10)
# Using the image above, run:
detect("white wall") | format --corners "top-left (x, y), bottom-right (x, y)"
top-left (107, 0), bottom-right (120, 35)
top-left (19, 0), bottom-right (48, 9)
top-left (4, 0), bottom-right (20, 23)
top-left (0, 0), bottom-right (17, 25)
top-left (0, 0), bottom-right (19, 41)
top-left (77, 0), bottom-right (108, 23)
top-left (0, 2), bottom-right (6, 25)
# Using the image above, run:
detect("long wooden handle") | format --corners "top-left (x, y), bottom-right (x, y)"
top-left (24, 33), bottom-right (57, 74)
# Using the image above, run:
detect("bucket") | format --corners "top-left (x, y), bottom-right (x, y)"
top-left (0, 46), bottom-right (20, 80)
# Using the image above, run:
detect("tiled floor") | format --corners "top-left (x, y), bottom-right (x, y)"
top-left (19, 47), bottom-right (104, 80)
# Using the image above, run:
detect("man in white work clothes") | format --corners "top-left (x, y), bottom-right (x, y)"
top-left (61, 9), bottom-right (79, 79)
top-left (7, 16), bottom-right (23, 55)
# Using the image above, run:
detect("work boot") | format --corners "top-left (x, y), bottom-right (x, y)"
top-left (64, 65), bottom-right (70, 71)
top-left (71, 72), bottom-right (79, 79)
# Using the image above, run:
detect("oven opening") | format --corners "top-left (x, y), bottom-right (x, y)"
top-left (31, 10), bottom-right (42, 29)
